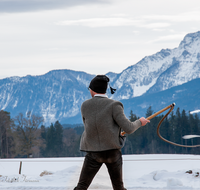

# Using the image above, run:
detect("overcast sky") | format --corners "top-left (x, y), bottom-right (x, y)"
top-left (0, 0), bottom-right (200, 79)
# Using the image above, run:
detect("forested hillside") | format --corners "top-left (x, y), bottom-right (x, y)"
top-left (0, 107), bottom-right (200, 158)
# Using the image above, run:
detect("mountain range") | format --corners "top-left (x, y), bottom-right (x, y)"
top-left (0, 31), bottom-right (200, 125)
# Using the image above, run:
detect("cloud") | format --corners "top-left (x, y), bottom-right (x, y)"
top-left (147, 33), bottom-right (186, 43)
top-left (142, 11), bottom-right (200, 22)
top-left (57, 17), bottom-right (140, 27)
top-left (58, 10), bottom-right (196, 29)
top-left (142, 23), bottom-right (171, 29)
top-left (0, 0), bottom-right (109, 13)
top-left (57, 17), bottom-right (170, 29)
top-left (56, 9), bottom-right (199, 29)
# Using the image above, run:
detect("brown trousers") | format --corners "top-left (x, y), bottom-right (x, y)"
top-left (74, 149), bottom-right (126, 190)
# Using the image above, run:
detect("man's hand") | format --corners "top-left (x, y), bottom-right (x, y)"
top-left (139, 117), bottom-right (150, 126)
top-left (121, 117), bottom-right (150, 136)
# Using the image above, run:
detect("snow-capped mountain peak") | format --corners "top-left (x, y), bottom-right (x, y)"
top-left (0, 31), bottom-right (200, 125)
top-left (111, 31), bottom-right (200, 98)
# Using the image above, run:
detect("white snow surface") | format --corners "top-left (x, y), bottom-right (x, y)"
top-left (0, 154), bottom-right (200, 190)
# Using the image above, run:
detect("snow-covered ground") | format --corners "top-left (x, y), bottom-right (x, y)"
top-left (0, 154), bottom-right (200, 190)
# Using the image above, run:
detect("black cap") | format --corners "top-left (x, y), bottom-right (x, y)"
top-left (89, 75), bottom-right (109, 93)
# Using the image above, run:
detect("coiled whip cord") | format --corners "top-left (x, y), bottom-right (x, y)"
top-left (156, 103), bottom-right (200, 148)
top-left (122, 103), bottom-right (200, 148)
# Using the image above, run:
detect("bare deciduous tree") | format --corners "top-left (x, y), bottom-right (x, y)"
top-left (14, 111), bottom-right (44, 158)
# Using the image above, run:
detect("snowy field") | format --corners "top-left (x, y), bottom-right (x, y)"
top-left (0, 154), bottom-right (200, 190)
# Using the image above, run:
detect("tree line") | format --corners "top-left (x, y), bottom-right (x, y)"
top-left (123, 107), bottom-right (200, 155)
top-left (0, 107), bottom-right (200, 158)
top-left (0, 110), bottom-right (84, 158)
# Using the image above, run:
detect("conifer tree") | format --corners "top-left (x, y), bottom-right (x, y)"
top-left (40, 125), bottom-right (47, 157)
top-left (46, 123), bottom-right (56, 157)
top-left (54, 121), bottom-right (64, 157)
top-left (169, 111), bottom-right (176, 153)
top-left (174, 107), bottom-right (182, 153)
top-left (129, 110), bottom-right (137, 121)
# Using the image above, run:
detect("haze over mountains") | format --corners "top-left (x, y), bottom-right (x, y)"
top-left (0, 31), bottom-right (200, 125)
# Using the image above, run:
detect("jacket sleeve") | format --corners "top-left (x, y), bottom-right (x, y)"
top-left (112, 101), bottom-right (142, 134)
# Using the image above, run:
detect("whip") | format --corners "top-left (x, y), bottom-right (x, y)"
top-left (121, 103), bottom-right (175, 136)
top-left (122, 103), bottom-right (200, 148)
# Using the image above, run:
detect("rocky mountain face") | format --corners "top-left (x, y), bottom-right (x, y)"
top-left (110, 31), bottom-right (200, 100)
top-left (0, 31), bottom-right (200, 125)
top-left (0, 70), bottom-right (94, 125)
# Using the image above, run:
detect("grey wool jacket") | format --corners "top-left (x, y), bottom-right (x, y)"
top-left (80, 96), bottom-right (142, 152)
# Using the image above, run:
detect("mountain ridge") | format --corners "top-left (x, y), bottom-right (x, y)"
top-left (0, 31), bottom-right (200, 125)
